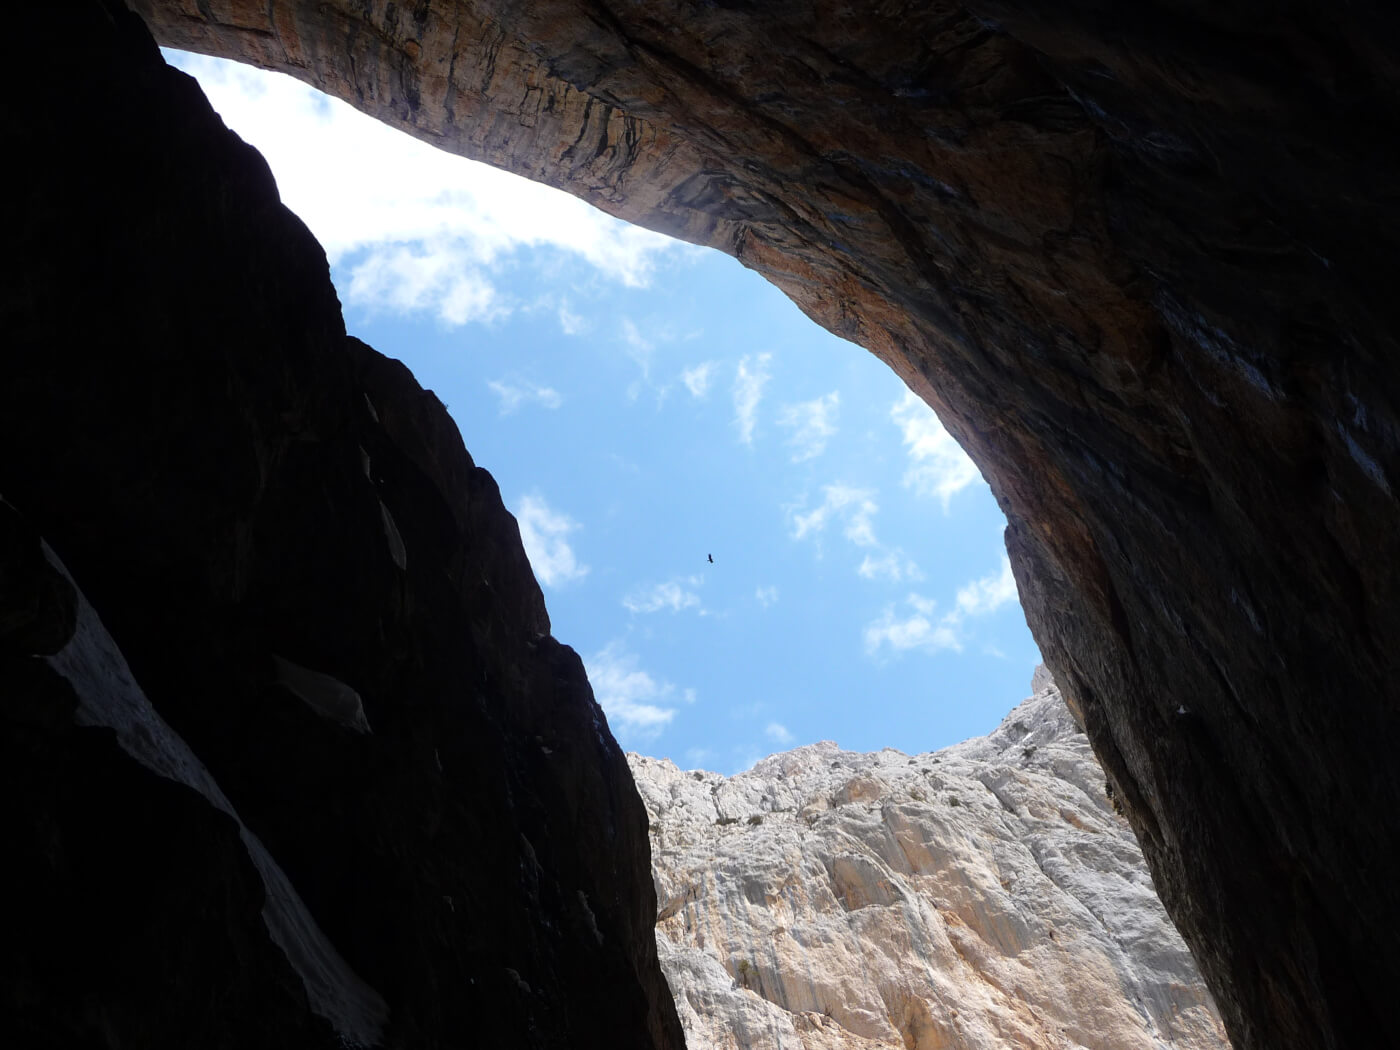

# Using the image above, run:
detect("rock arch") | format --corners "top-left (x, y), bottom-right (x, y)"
top-left (21, 3), bottom-right (1400, 1048)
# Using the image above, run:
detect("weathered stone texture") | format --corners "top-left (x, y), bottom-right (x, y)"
top-left (632, 674), bottom-right (1228, 1050)
top-left (124, 3), bottom-right (1400, 1047)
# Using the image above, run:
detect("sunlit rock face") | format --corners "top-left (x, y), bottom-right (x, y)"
top-left (129, 3), bottom-right (1400, 1047)
top-left (1, 7), bottom-right (680, 1048)
top-left (631, 673), bottom-right (1229, 1050)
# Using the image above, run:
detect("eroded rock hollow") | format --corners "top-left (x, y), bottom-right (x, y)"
top-left (8, 0), bottom-right (1398, 1048)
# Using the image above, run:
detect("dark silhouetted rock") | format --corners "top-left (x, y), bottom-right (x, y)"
top-left (0, 6), bottom-right (681, 1049)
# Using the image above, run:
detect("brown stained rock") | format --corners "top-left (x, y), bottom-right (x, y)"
top-left (1, 5), bottom-right (679, 1049)
top-left (122, 2), bottom-right (1400, 1049)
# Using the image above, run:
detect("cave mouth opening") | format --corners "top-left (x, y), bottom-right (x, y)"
top-left (36, 5), bottom-right (1398, 1046)
top-left (170, 50), bottom-right (1043, 772)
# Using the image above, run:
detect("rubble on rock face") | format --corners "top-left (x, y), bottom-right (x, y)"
top-left (632, 672), bottom-right (1229, 1050)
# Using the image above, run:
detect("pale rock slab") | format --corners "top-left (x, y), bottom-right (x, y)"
top-left (630, 674), bottom-right (1228, 1050)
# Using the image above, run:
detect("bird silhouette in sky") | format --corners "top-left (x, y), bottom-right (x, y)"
top-left (707, 554), bottom-right (714, 564)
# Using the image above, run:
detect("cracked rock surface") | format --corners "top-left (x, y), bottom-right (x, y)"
top-left (631, 672), bottom-right (1228, 1050)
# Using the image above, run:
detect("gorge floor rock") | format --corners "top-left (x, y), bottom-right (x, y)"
top-left (631, 674), bottom-right (1228, 1050)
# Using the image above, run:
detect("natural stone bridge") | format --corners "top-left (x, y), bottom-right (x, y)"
top-left (7, 3), bottom-right (1398, 1049)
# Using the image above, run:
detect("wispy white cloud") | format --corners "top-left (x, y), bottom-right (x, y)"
top-left (765, 722), bottom-right (794, 745)
top-left (557, 300), bottom-right (586, 335)
top-left (515, 492), bottom-right (589, 588)
top-left (777, 392), bottom-right (840, 462)
top-left (845, 504), bottom-right (878, 547)
top-left (733, 352), bottom-right (773, 445)
top-left (890, 390), bottom-right (983, 511)
top-left (729, 700), bottom-right (768, 721)
top-left (682, 361), bottom-right (716, 398)
top-left (857, 551), bottom-right (924, 583)
top-left (754, 585), bottom-right (779, 608)
top-left (863, 556), bottom-right (1019, 659)
top-left (585, 641), bottom-right (684, 743)
top-left (346, 241), bottom-right (504, 325)
top-left (955, 556), bottom-right (1018, 616)
top-left (864, 594), bottom-right (963, 656)
top-left (731, 748), bottom-right (763, 775)
top-left (623, 576), bottom-right (704, 614)
top-left (165, 52), bottom-right (679, 324)
top-left (487, 378), bottom-right (562, 415)
top-left (621, 318), bottom-right (700, 402)
top-left (789, 484), bottom-right (880, 548)
top-left (621, 317), bottom-right (654, 375)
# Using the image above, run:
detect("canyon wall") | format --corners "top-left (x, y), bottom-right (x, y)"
top-left (126, 3), bottom-right (1400, 1047)
top-left (1, 6), bottom-right (680, 1047)
top-left (632, 673), bottom-right (1228, 1050)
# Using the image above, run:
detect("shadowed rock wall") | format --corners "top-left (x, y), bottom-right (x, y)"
top-left (1, 5), bottom-right (681, 1048)
top-left (126, 3), bottom-right (1400, 1049)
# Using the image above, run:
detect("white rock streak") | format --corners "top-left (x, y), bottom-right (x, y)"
top-left (44, 546), bottom-right (388, 1048)
top-left (630, 672), bottom-right (1228, 1050)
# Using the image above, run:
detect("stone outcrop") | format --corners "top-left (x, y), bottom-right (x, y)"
top-left (124, 3), bottom-right (1400, 1047)
top-left (631, 674), bottom-right (1228, 1050)
top-left (1, 6), bottom-right (680, 1048)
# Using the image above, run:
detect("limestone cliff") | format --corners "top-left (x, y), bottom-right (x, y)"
top-left (631, 674), bottom-right (1228, 1050)
top-left (1, 6), bottom-right (680, 1048)
top-left (122, 3), bottom-right (1400, 1046)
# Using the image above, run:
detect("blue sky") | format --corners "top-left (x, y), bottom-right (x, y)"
top-left (169, 52), bottom-right (1041, 771)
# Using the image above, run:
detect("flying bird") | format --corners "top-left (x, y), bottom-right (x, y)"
top-left (707, 554), bottom-right (714, 564)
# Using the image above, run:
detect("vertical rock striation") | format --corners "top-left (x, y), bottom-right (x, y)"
top-left (123, 3), bottom-right (1400, 1047)
top-left (632, 673), bottom-right (1229, 1050)
top-left (1, 5), bottom-right (680, 1048)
